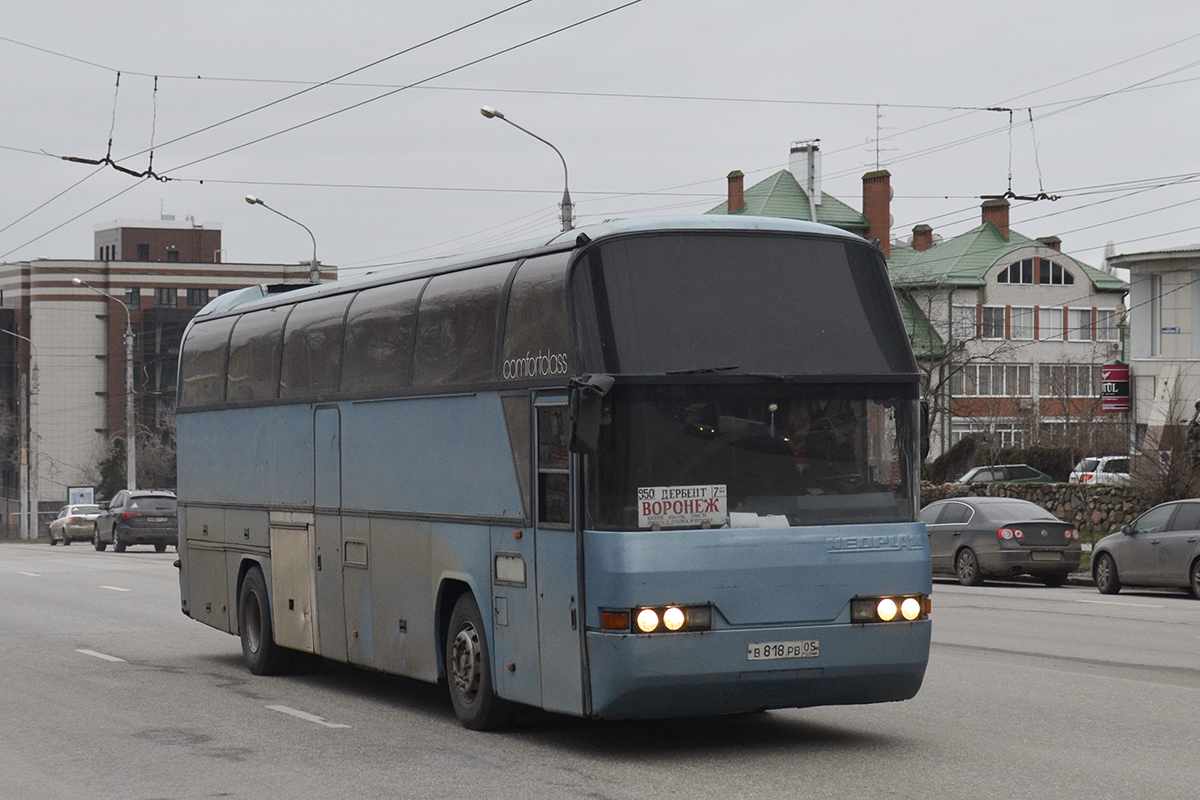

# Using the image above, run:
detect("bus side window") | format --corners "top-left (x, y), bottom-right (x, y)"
top-left (342, 281), bottom-right (422, 394)
top-left (227, 307), bottom-right (290, 402)
top-left (414, 263), bottom-right (511, 387)
top-left (537, 406), bottom-right (572, 526)
top-left (280, 294), bottom-right (352, 398)
top-left (179, 316), bottom-right (236, 408)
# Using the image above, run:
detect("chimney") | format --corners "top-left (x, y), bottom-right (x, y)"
top-left (1036, 236), bottom-right (1062, 252)
top-left (912, 224), bottom-right (934, 252)
top-left (790, 141), bottom-right (822, 210)
top-left (862, 170), bottom-right (891, 256)
top-left (981, 198), bottom-right (1010, 238)
top-left (727, 170), bottom-right (745, 214)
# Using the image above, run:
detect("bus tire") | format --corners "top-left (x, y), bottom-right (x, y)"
top-left (446, 593), bottom-right (509, 731)
top-left (238, 567), bottom-right (292, 675)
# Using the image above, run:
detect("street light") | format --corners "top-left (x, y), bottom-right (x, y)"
top-left (72, 278), bottom-right (136, 492)
top-left (480, 106), bottom-right (574, 232)
top-left (245, 195), bottom-right (321, 283)
top-left (2, 330), bottom-right (37, 539)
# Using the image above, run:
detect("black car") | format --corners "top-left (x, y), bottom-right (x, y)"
top-left (93, 490), bottom-right (179, 553)
top-left (920, 496), bottom-right (1081, 586)
top-left (1092, 500), bottom-right (1200, 598)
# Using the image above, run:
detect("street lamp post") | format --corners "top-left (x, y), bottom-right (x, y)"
top-left (72, 278), bottom-right (136, 492)
top-left (480, 106), bottom-right (574, 232)
top-left (3, 330), bottom-right (37, 539)
top-left (245, 195), bottom-right (321, 283)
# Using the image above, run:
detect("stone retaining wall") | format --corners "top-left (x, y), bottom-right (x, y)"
top-left (920, 482), bottom-right (1149, 543)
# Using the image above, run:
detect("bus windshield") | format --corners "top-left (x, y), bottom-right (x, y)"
top-left (585, 382), bottom-right (919, 531)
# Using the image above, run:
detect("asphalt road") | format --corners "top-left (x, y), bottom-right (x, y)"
top-left (1, 542), bottom-right (1196, 800)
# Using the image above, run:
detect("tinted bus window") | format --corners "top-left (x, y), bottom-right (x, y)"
top-left (413, 263), bottom-right (512, 387)
top-left (280, 294), bottom-right (353, 398)
top-left (501, 253), bottom-right (572, 382)
top-left (179, 316), bottom-right (236, 408)
top-left (227, 307), bottom-right (289, 402)
top-left (573, 234), bottom-right (913, 377)
top-left (342, 281), bottom-right (422, 394)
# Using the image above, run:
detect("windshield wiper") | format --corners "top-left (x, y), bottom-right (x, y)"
top-left (666, 365), bottom-right (740, 375)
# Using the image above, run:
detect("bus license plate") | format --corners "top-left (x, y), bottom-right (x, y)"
top-left (747, 640), bottom-right (819, 661)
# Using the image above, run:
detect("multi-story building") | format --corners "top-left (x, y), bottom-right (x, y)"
top-left (1109, 245), bottom-right (1200, 460)
top-left (708, 145), bottom-right (1128, 457)
top-left (1, 217), bottom-right (324, 532)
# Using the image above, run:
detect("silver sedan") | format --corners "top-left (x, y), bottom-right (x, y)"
top-left (1093, 500), bottom-right (1200, 598)
top-left (48, 504), bottom-right (103, 546)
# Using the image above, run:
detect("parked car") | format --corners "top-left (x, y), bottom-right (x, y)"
top-left (955, 464), bottom-right (1054, 485)
top-left (93, 490), bottom-right (179, 553)
top-left (920, 496), bottom-right (1081, 586)
top-left (1092, 500), bottom-right (1200, 598)
top-left (48, 504), bottom-right (103, 546)
top-left (1070, 455), bottom-right (1131, 486)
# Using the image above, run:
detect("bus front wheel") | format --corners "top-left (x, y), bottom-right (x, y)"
top-left (238, 567), bottom-right (292, 675)
top-left (446, 593), bottom-right (509, 730)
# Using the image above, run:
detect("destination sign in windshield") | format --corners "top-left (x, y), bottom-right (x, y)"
top-left (637, 484), bottom-right (727, 529)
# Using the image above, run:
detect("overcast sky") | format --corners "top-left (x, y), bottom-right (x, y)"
top-left (3, 1), bottom-right (1198, 277)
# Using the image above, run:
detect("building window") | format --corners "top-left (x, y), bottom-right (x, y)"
top-left (952, 363), bottom-right (1031, 397)
top-left (125, 288), bottom-right (140, 310)
top-left (951, 423), bottom-right (1025, 448)
top-left (155, 288), bottom-right (178, 307)
top-left (997, 257), bottom-right (1074, 285)
top-left (1068, 308), bottom-right (1093, 341)
top-left (167, 250), bottom-right (180, 263)
top-left (951, 305), bottom-right (976, 341)
top-left (982, 306), bottom-right (1006, 339)
top-left (1097, 308), bottom-right (1120, 342)
top-left (1039, 307), bottom-right (1063, 340)
top-left (1040, 363), bottom-right (1100, 398)
top-left (1010, 307), bottom-right (1034, 340)
top-left (1150, 275), bottom-right (1162, 357)
top-left (187, 288), bottom-right (209, 308)
top-left (136, 243), bottom-right (150, 261)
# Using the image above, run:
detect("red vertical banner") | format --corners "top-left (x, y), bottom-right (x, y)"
top-left (1101, 363), bottom-right (1131, 412)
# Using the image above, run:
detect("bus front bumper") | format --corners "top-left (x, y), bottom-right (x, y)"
top-left (584, 619), bottom-right (930, 719)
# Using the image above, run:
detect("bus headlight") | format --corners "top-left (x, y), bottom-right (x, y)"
top-left (606, 604), bottom-right (714, 634)
top-left (636, 608), bottom-right (659, 633)
top-left (851, 594), bottom-right (929, 624)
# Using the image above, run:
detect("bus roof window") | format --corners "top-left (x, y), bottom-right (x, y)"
top-left (179, 316), bottom-right (236, 408)
top-left (280, 293), bottom-right (353, 398)
top-left (501, 253), bottom-right (571, 382)
top-left (227, 307), bottom-right (290, 403)
top-left (342, 280), bottom-right (422, 395)
top-left (413, 263), bottom-right (513, 387)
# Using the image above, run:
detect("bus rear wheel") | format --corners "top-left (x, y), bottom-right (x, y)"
top-left (238, 567), bottom-right (292, 675)
top-left (446, 593), bottom-right (509, 730)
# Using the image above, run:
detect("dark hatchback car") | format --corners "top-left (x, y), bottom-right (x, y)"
top-left (921, 496), bottom-right (1080, 586)
top-left (1093, 500), bottom-right (1200, 598)
top-left (955, 464), bottom-right (1054, 485)
top-left (93, 490), bottom-right (179, 553)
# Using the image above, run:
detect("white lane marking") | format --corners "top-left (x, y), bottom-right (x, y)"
top-left (100, 586), bottom-right (131, 592)
top-left (267, 705), bottom-right (351, 729)
top-left (1075, 598), bottom-right (1166, 608)
top-left (77, 649), bottom-right (125, 663)
top-left (18, 572), bottom-right (40, 577)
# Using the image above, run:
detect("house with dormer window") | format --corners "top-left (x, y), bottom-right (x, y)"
top-left (707, 144), bottom-right (1128, 457)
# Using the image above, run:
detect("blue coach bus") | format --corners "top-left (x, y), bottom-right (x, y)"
top-left (176, 216), bottom-right (931, 729)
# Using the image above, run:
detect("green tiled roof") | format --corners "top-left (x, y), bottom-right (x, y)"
top-left (895, 289), bottom-right (947, 359)
top-left (707, 170), bottom-right (869, 232)
top-left (887, 221), bottom-right (1127, 294)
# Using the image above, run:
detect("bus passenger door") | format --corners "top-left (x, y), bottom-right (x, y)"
top-left (533, 399), bottom-right (585, 716)
top-left (314, 405), bottom-right (347, 662)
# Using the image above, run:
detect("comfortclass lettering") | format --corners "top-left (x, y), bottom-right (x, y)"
top-left (502, 350), bottom-right (569, 380)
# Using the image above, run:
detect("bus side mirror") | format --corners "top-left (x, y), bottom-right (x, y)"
top-left (568, 374), bottom-right (615, 455)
